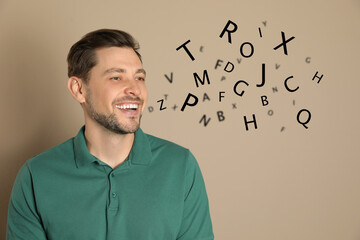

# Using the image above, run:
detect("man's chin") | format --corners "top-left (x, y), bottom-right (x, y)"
top-left (100, 114), bottom-right (143, 135)
top-left (121, 125), bottom-right (140, 134)
top-left (111, 121), bottom-right (141, 135)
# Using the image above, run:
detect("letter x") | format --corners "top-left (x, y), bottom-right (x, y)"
top-left (273, 31), bottom-right (295, 55)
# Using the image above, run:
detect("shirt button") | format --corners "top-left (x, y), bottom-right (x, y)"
top-left (111, 173), bottom-right (115, 177)
top-left (112, 192), bottom-right (117, 198)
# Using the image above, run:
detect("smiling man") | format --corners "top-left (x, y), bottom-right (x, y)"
top-left (6, 29), bottom-right (214, 240)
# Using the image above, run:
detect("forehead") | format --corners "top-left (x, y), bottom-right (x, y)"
top-left (94, 47), bottom-right (142, 69)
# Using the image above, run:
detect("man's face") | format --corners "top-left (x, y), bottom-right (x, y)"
top-left (83, 47), bottom-right (148, 134)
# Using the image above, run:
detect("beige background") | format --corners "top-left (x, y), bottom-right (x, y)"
top-left (1, 0), bottom-right (360, 239)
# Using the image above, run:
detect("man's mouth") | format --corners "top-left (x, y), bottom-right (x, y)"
top-left (115, 103), bottom-right (139, 111)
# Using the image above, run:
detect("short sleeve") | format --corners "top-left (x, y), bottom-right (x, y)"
top-left (6, 163), bottom-right (47, 240)
top-left (177, 151), bottom-right (214, 240)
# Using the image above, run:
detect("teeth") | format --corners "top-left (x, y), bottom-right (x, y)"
top-left (116, 104), bottom-right (139, 110)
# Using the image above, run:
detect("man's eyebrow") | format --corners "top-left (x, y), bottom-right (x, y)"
top-left (103, 68), bottom-right (146, 76)
top-left (103, 68), bottom-right (126, 76)
top-left (136, 69), bottom-right (146, 76)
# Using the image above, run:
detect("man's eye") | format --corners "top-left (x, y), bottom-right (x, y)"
top-left (111, 77), bottom-right (120, 81)
top-left (136, 77), bottom-right (145, 81)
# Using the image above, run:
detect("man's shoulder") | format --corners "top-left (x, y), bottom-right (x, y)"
top-left (143, 132), bottom-right (191, 159)
top-left (140, 131), bottom-right (199, 172)
top-left (145, 132), bottom-right (187, 150)
top-left (26, 137), bottom-right (75, 169)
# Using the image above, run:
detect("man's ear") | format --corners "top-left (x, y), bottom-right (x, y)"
top-left (67, 77), bottom-right (86, 104)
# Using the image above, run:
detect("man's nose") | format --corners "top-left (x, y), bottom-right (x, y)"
top-left (124, 79), bottom-right (141, 96)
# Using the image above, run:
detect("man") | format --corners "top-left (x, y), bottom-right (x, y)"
top-left (6, 29), bottom-right (214, 240)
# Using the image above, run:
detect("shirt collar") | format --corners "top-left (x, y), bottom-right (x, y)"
top-left (129, 128), bottom-right (152, 166)
top-left (74, 126), bottom-right (152, 168)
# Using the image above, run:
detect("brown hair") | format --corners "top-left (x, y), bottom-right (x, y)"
top-left (67, 29), bottom-right (141, 83)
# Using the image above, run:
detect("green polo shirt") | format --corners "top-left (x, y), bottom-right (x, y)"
top-left (7, 126), bottom-right (213, 240)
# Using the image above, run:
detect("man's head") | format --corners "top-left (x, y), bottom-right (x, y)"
top-left (67, 29), bottom-right (148, 134)
top-left (67, 29), bottom-right (142, 83)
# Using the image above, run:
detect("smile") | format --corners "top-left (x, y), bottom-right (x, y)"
top-left (115, 104), bottom-right (139, 110)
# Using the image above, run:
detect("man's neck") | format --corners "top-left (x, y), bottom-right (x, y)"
top-left (84, 121), bottom-right (135, 169)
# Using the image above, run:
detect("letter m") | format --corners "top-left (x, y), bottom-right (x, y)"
top-left (194, 70), bottom-right (210, 88)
